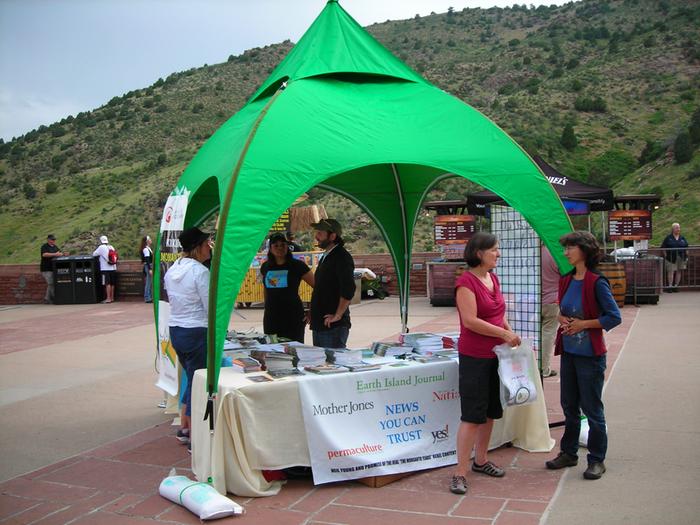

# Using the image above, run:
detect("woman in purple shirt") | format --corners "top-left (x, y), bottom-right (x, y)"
top-left (545, 231), bottom-right (621, 480)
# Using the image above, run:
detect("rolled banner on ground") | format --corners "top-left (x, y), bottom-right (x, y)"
top-left (159, 474), bottom-right (244, 520)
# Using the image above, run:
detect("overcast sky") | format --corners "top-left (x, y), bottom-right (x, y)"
top-left (0, 0), bottom-right (569, 141)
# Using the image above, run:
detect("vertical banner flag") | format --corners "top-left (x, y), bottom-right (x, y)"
top-left (155, 187), bottom-right (190, 395)
top-left (490, 205), bottom-right (542, 352)
top-left (298, 362), bottom-right (460, 484)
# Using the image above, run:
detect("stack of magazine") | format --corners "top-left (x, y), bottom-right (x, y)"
top-left (264, 353), bottom-right (301, 378)
top-left (400, 332), bottom-right (446, 355)
top-left (371, 341), bottom-right (410, 357)
top-left (290, 345), bottom-right (328, 369)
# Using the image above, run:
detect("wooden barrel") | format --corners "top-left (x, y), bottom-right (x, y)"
top-left (598, 262), bottom-right (626, 308)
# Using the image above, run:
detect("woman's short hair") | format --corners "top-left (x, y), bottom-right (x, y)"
top-left (463, 232), bottom-right (498, 268)
top-left (559, 231), bottom-right (601, 269)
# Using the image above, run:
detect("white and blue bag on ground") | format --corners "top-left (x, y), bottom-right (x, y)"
top-left (159, 470), bottom-right (244, 520)
top-left (493, 340), bottom-right (539, 408)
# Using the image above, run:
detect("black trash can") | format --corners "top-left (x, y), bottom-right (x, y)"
top-left (53, 256), bottom-right (75, 305)
top-left (52, 255), bottom-right (103, 304)
top-left (74, 256), bottom-right (102, 304)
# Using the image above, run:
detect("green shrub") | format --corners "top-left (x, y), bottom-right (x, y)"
top-left (51, 154), bottom-right (66, 169)
top-left (638, 140), bottom-right (664, 165)
top-left (674, 132), bottom-right (693, 164)
top-left (45, 181), bottom-right (59, 194)
top-left (589, 149), bottom-right (637, 186)
top-left (498, 83), bottom-right (516, 95)
top-left (22, 182), bottom-right (36, 199)
top-left (648, 111), bottom-right (665, 124)
top-left (574, 96), bottom-right (607, 112)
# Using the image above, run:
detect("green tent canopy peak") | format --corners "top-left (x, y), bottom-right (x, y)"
top-left (250, 0), bottom-right (427, 102)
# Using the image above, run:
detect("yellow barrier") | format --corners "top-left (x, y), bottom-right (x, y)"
top-left (235, 251), bottom-right (323, 306)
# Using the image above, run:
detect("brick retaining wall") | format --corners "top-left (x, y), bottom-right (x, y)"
top-left (0, 253), bottom-right (440, 305)
top-left (0, 260), bottom-right (144, 304)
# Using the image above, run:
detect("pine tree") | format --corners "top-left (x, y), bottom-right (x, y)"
top-left (674, 132), bottom-right (693, 164)
top-left (689, 107), bottom-right (700, 145)
top-left (561, 124), bottom-right (577, 150)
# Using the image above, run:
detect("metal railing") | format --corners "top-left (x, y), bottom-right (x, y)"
top-left (614, 247), bottom-right (699, 305)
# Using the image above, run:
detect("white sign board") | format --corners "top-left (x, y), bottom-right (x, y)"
top-left (298, 362), bottom-right (460, 484)
top-left (155, 187), bottom-right (190, 396)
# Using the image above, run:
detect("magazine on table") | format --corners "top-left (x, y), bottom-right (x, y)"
top-left (268, 368), bottom-right (304, 379)
top-left (303, 364), bottom-right (349, 374)
top-left (345, 362), bottom-right (382, 372)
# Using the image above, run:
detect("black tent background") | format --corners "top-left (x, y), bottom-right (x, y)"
top-left (467, 156), bottom-right (614, 215)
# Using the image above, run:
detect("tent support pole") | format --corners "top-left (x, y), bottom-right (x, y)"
top-left (207, 83), bottom-right (288, 401)
top-left (391, 163), bottom-right (410, 333)
top-left (602, 211), bottom-right (607, 252)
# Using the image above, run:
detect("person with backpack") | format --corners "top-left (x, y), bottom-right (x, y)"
top-left (93, 235), bottom-right (118, 303)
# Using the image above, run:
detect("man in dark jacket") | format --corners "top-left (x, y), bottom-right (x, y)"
top-left (309, 219), bottom-right (356, 348)
top-left (40, 234), bottom-right (67, 304)
top-left (660, 222), bottom-right (689, 292)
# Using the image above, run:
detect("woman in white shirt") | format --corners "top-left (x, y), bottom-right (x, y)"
top-left (164, 227), bottom-right (212, 448)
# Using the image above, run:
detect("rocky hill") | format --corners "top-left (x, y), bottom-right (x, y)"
top-left (1, 0), bottom-right (699, 262)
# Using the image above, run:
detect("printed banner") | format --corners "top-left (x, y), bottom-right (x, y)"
top-left (155, 187), bottom-right (190, 396)
top-left (298, 361), bottom-right (460, 484)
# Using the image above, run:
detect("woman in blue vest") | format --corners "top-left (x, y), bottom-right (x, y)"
top-left (545, 231), bottom-right (621, 480)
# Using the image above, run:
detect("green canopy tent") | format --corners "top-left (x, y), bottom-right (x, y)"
top-left (154, 0), bottom-right (573, 403)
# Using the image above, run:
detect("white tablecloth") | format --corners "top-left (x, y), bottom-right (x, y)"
top-left (191, 354), bottom-right (554, 497)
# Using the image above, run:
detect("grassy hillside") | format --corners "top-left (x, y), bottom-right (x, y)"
top-left (1, 0), bottom-right (699, 263)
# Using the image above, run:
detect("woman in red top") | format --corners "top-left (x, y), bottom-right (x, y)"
top-left (449, 232), bottom-right (521, 495)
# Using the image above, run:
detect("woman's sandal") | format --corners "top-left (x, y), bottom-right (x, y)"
top-left (472, 461), bottom-right (505, 477)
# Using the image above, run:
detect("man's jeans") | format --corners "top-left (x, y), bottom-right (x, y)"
top-left (41, 271), bottom-right (54, 303)
top-left (560, 351), bottom-right (607, 464)
top-left (312, 325), bottom-right (349, 349)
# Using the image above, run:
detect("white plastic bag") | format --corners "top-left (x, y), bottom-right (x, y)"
top-left (159, 473), bottom-right (244, 520)
top-left (493, 339), bottom-right (539, 408)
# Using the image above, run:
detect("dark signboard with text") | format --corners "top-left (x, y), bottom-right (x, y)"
top-left (608, 210), bottom-right (652, 241)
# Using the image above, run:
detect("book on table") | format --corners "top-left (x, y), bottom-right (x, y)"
top-left (268, 368), bottom-right (304, 378)
top-left (247, 374), bottom-right (273, 383)
top-left (231, 356), bottom-right (262, 372)
top-left (345, 362), bottom-right (382, 372)
top-left (303, 364), bottom-right (349, 374)
top-left (410, 354), bottom-right (452, 364)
